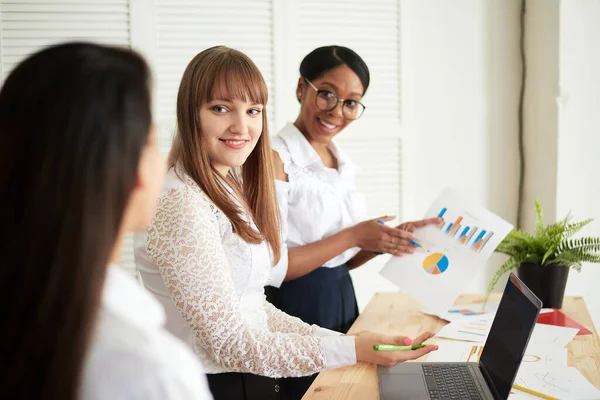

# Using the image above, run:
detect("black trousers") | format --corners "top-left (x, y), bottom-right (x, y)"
top-left (207, 372), bottom-right (282, 400)
top-left (265, 264), bottom-right (359, 400)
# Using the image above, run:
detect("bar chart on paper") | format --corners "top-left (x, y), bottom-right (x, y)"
top-left (448, 307), bottom-right (489, 317)
top-left (435, 207), bottom-right (495, 253)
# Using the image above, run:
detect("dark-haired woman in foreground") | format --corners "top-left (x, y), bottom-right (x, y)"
top-left (265, 45), bottom-right (440, 398)
top-left (0, 42), bottom-right (211, 400)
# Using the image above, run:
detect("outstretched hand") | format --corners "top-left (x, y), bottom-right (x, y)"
top-left (397, 218), bottom-right (442, 233)
top-left (353, 331), bottom-right (437, 368)
top-left (352, 216), bottom-right (416, 255)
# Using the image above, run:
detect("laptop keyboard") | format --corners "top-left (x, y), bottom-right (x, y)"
top-left (422, 364), bottom-right (485, 400)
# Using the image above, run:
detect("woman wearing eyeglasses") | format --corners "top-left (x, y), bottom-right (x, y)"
top-left (265, 46), bottom-right (439, 399)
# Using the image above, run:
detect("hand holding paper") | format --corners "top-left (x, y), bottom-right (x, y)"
top-left (380, 188), bottom-right (513, 314)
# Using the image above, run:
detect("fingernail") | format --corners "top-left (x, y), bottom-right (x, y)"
top-left (403, 337), bottom-right (413, 345)
top-left (434, 346), bottom-right (439, 351)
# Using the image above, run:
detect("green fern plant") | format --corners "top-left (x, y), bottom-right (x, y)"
top-left (484, 199), bottom-right (600, 303)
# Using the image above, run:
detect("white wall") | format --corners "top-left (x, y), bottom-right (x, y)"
top-left (520, 0), bottom-right (599, 300)
top-left (352, 0), bottom-right (521, 310)
top-left (356, 1), bottom-right (600, 327)
top-left (556, 1), bottom-right (600, 322)
top-left (517, 0), bottom-right (599, 329)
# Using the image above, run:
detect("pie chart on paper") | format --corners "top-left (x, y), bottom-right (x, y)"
top-left (422, 253), bottom-right (449, 275)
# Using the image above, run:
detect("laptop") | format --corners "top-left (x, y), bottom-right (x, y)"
top-left (378, 273), bottom-right (542, 400)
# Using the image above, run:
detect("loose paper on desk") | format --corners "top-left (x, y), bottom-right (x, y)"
top-left (380, 188), bottom-right (513, 314)
top-left (512, 367), bottom-right (600, 400)
top-left (525, 323), bottom-right (579, 354)
top-left (421, 302), bottom-right (499, 322)
top-left (433, 315), bottom-right (495, 342)
top-left (433, 320), bottom-right (578, 350)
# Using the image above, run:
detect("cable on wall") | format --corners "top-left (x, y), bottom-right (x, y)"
top-left (516, 0), bottom-right (527, 230)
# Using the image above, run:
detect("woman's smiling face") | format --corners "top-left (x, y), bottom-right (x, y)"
top-left (297, 64), bottom-right (364, 144)
top-left (199, 95), bottom-right (264, 176)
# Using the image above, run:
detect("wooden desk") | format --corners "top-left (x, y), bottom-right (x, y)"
top-left (303, 293), bottom-right (600, 399)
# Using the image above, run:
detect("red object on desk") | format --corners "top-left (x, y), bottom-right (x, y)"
top-left (537, 309), bottom-right (592, 335)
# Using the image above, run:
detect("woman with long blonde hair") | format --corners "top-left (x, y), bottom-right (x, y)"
top-left (134, 46), bottom-right (437, 400)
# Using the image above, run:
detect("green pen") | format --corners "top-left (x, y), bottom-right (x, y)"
top-left (373, 344), bottom-right (427, 351)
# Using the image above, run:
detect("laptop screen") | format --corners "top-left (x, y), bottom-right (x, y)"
top-left (479, 273), bottom-right (542, 399)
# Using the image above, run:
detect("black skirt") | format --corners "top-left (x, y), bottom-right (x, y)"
top-left (265, 264), bottom-right (359, 400)
top-left (207, 372), bottom-right (282, 400)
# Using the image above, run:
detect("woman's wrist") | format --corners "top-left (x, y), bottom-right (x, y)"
top-left (344, 225), bottom-right (360, 248)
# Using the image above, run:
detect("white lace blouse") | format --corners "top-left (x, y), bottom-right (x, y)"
top-left (134, 169), bottom-right (356, 377)
top-left (267, 123), bottom-right (367, 288)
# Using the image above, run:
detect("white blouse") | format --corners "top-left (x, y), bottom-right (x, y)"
top-left (267, 122), bottom-right (367, 288)
top-left (81, 266), bottom-right (212, 400)
top-left (134, 169), bottom-right (356, 378)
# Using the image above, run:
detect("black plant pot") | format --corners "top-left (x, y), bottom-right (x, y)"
top-left (517, 262), bottom-right (570, 308)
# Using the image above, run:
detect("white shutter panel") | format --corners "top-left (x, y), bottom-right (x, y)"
top-left (0, 0), bottom-right (131, 82)
top-left (0, 0), bottom-right (138, 276)
top-left (154, 0), bottom-right (275, 152)
top-left (293, 0), bottom-right (402, 220)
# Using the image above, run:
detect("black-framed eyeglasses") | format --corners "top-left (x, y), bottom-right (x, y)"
top-left (304, 78), bottom-right (366, 120)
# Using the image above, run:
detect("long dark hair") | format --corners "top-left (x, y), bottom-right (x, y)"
top-left (0, 43), bottom-right (152, 399)
top-left (299, 45), bottom-right (370, 95)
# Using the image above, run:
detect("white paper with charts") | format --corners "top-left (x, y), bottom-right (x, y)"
top-left (420, 302), bottom-right (500, 322)
top-left (511, 367), bottom-right (600, 400)
top-left (380, 188), bottom-right (513, 314)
